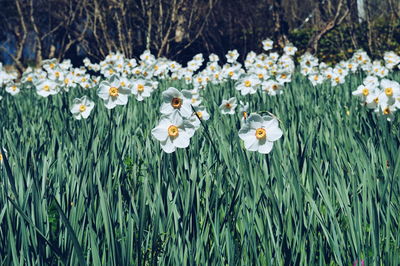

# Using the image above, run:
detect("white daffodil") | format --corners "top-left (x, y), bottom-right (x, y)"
top-left (239, 113), bottom-right (282, 154)
top-left (36, 79), bottom-right (59, 97)
top-left (160, 87), bottom-right (192, 118)
top-left (97, 76), bottom-right (130, 109)
top-left (190, 106), bottom-right (210, 129)
top-left (131, 79), bottom-right (153, 101)
top-left (5, 84), bottom-right (20, 96)
top-left (380, 79), bottom-right (400, 104)
top-left (236, 75), bottom-right (260, 95)
top-left (261, 80), bottom-right (283, 96)
top-left (70, 96), bottom-right (95, 120)
top-left (182, 89), bottom-right (202, 107)
top-left (219, 97), bottom-right (237, 115)
top-left (284, 44), bottom-right (297, 56)
top-left (226, 49), bottom-right (239, 63)
top-left (262, 39), bottom-right (273, 51)
top-left (209, 53), bottom-right (219, 62)
top-left (151, 114), bottom-right (195, 153)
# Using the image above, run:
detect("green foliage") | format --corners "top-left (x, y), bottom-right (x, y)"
top-left (1, 72), bottom-right (400, 265)
top-left (290, 20), bottom-right (400, 64)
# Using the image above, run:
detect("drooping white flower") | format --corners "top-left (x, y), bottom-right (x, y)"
top-left (151, 114), bottom-right (195, 153)
top-left (70, 96), bottom-right (95, 120)
top-left (238, 113), bottom-right (283, 154)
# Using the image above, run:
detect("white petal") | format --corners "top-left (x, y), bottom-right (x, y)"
top-left (172, 132), bottom-right (190, 148)
top-left (160, 138), bottom-right (176, 153)
top-left (152, 126), bottom-right (169, 141)
top-left (258, 140), bottom-right (273, 154)
top-left (266, 127), bottom-right (283, 141)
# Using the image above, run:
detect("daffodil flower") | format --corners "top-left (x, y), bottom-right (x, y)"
top-left (70, 96), bottom-right (95, 120)
top-left (97, 76), bottom-right (130, 109)
top-left (160, 87), bottom-right (192, 118)
top-left (219, 97), bottom-right (237, 115)
top-left (239, 113), bottom-right (282, 154)
top-left (151, 114), bottom-right (195, 153)
top-left (131, 79), bottom-right (153, 101)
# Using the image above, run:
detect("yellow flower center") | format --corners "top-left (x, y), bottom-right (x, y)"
top-left (384, 107), bottom-right (391, 115)
top-left (314, 75), bottom-right (319, 81)
top-left (168, 125), bottom-right (179, 137)
top-left (281, 74), bottom-right (287, 79)
top-left (109, 69), bottom-right (114, 75)
top-left (109, 87), bottom-right (119, 97)
top-left (255, 128), bottom-right (266, 140)
top-left (0, 153), bottom-right (2, 162)
top-left (327, 74), bottom-right (332, 79)
top-left (50, 63), bottom-right (55, 69)
top-left (12, 86), bottom-right (17, 91)
top-left (385, 88), bottom-right (393, 96)
top-left (191, 98), bottom-right (197, 103)
top-left (154, 65), bottom-right (159, 70)
top-left (335, 77), bottom-right (340, 83)
top-left (171, 98), bottom-right (182, 109)
top-left (196, 111), bottom-right (203, 119)
top-left (225, 103), bottom-right (232, 108)
top-left (43, 85), bottom-right (50, 91)
top-left (374, 98), bottom-right (379, 103)
top-left (244, 80), bottom-right (251, 87)
top-left (272, 84), bottom-right (278, 90)
top-left (55, 72), bottom-right (60, 78)
top-left (120, 81), bottom-right (126, 87)
top-left (137, 84), bottom-right (144, 92)
top-left (135, 70), bottom-right (141, 75)
top-left (27, 77), bottom-right (33, 82)
top-left (64, 78), bottom-right (69, 84)
top-left (229, 71), bottom-right (234, 77)
top-left (79, 105), bottom-right (86, 112)
top-left (362, 88), bottom-right (369, 96)
top-left (258, 74), bottom-right (263, 79)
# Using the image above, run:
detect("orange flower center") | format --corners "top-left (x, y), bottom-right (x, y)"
top-left (385, 88), bottom-right (393, 96)
top-left (109, 87), bottom-right (119, 97)
top-left (171, 97), bottom-right (182, 109)
top-left (168, 125), bottom-right (179, 137)
top-left (137, 84), bottom-right (144, 92)
top-left (255, 128), bottom-right (266, 140)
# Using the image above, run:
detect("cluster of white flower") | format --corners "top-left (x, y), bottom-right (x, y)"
top-left (151, 87), bottom-right (209, 153)
top-left (299, 50), bottom-right (400, 88)
top-left (352, 77), bottom-right (400, 120)
top-left (1, 38), bottom-right (400, 154)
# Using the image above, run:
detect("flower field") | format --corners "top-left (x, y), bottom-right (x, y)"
top-left (1, 42), bottom-right (400, 265)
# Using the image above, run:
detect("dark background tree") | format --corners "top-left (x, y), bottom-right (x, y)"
top-left (0, 0), bottom-right (399, 71)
